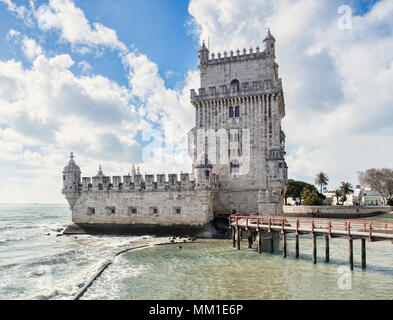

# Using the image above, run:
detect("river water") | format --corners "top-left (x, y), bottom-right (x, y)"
top-left (1, 204), bottom-right (393, 300)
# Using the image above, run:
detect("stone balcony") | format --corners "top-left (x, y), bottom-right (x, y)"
top-left (190, 79), bottom-right (283, 103)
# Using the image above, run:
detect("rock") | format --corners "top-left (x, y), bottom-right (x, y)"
top-left (56, 228), bottom-right (63, 233)
top-left (170, 239), bottom-right (175, 243)
top-left (183, 240), bottom-right (187, 243)
top-left (179, 246), bottom-right (182, 249)
top-left (46, 233), bottom-right (51, 236)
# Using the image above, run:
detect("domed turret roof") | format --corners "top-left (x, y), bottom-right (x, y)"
top-left (96, 165), bottom-right (106, 179)
top-left (63, 152), bottom-right (81, 173)
top-left (263, 29), bottom-right (276, 42)
top-left (199, 40), bottom-right (208, 52)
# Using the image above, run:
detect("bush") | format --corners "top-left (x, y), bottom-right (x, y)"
top-left (387, 199), bottom-right (393, 206)
top-left (302, 189), bottom-right (324, 206)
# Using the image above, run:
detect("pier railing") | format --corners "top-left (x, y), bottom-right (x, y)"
top-left (229, 214), bottom-right (393, 270)
top-left (229, 215), bottom-right (393, 239)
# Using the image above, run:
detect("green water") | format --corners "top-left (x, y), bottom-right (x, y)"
top-left (83, 237), bottom-right (393, 300)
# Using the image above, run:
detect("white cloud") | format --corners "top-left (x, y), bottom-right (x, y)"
top-left (0, 53), bottom-right (145, 202)
top-left (77, 60), bottom-right (92, 73)
top-left (21, 36), bottom-right (44, 60)
top-left (7, 29), bottom-right (20, 38)
top-left (34, 0), bottom-right (127, 52)
top-left (0, 0), bottom-right (33, 25)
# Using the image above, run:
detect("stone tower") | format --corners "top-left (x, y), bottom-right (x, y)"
top-left (190, 30), bottom-right (288, 216)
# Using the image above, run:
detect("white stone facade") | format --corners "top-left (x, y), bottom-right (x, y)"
top-left (62, 30), bottom-right (288, 233)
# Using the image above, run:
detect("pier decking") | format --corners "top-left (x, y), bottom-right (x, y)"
top-left (229, 214), bottom-right (393, 270)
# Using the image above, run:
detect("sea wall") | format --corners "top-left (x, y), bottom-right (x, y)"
top-left (283, 206), bottom-right (393, 218)
top-left (72, 189), bottom-right (216, 228)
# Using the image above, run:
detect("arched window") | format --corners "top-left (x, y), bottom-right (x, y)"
top-left (231, 79), bottom-right (240, 92)
top-left (235, 106), bottom-right (240, 118)
top-left (229, 106), bottom-right (234, 118)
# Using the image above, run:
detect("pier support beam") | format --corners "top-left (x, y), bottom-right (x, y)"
top-left (237, 228), bottom-right (241, 251)
top-left (232, 227), bottom-right (236, 248)
top-left (349, 237), bottom-right (354, 270)
top-left (248, 233), bottom-right (253, 249)
top-left (270, 232), bottom-right (274, 254)
top-left (282, 232), bottom-right (287, 258)
top-left (295, 234), bottom-right (299, 259)
top-left (258, 230), bottom-right (262, 254)
top-left (312, 234), bottom-right (317, 264)
top-left (361, 238), bottom-right (366, 269)
top-left (325, 235), bottom-right (330, 263)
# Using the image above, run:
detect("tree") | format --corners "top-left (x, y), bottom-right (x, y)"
top-left (339, 182), bottom-right (354, 204)
top-left (315, 172), bottom-right (329, 194)
top-left (358, 168), bottom-right (393, 202)
top-left (302, 188), bottom-right (324, 206)
top-left (285, 179), bottom-right (323, 205)
top-left (335, 189), bottom-right (342, 205)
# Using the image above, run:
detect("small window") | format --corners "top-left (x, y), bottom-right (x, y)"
top-left (63, 175), bottom-right (66, 181)
top-left (175, 208), bottom-right (181, 215)
top-left (235, 106), bottom-right (240, 118)
top-left (150, 207), bottom-right (159, 215)
top-left (128, 207), bottom-right (137, 215)
top-left (279, 162), bottom-right (283, 169)
top-left (205, 170), bottom-right (210, 178)
top-left (229, 107), bottom-right (234, 118)
top-left (87, 207), bottom-right (95, 216)
top-left (106, 207), bottom-right (116, 215)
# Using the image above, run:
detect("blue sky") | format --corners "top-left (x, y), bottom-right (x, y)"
top-left (0, 0), bottom-right (392, 203)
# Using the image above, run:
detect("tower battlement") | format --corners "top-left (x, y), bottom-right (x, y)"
top-left (70, 169), bottom-right (219, 193)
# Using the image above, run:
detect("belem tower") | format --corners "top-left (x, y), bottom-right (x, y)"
top-left (62, 30), bottom-right (288, 235)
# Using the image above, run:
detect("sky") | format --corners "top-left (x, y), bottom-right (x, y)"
top-left (0, 0), bottom-right (392, 203)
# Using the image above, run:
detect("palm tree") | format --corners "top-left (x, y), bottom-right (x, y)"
top-left (335, 189), bottom-right (342, 205)
top-left (340, 182), bottom-right (354, 204)
top-left (315, 172), bottom-right (329, 194)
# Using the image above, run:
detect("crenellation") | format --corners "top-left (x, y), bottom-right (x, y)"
top-left (112, 176), bottom-right (122, 190)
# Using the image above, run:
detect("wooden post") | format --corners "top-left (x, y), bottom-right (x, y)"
top-left (270, 232), bottom-right (274, 254)
top-left (248, 233), bottom-right (253, 249)
top-left (237, 227), bottom-right (241, 250)
top-left (349, 237), bottom-right (353, 270)
top-left (232, 227), bottom-right (236, 248)
top-left (295, 234), bottom-right (299, 258)
top-left (361, 238), bottom-right (366, 269)
top-left (325, 235), bottom-right (330, 263)
top-left (312, 234), bottom-right (317, 264)
top-left (282, 231), bottom-right (287, 258)
top-left (258, 230), bottom-right (262, 254)
top-left (240, 228), bottom-right (243, 241)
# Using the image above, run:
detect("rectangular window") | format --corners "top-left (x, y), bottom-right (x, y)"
top-left (235, 106), bottom-right (240, 117)
top-left (128, 207), bottom-right (137, 215)
top-left (87, 207), bottom-right (95, 216)
top-left (150, 207), bottom-right (159, 216)
top-left (175, 208), bottom-right (181, 215)
top-left (106, 206), bottom-right (116, 215)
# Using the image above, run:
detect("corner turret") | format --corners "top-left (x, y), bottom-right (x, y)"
top-left (62, 152), bottom-right (81, 209)
top-left (198, 41), bottom-right (209, 69)
top-left (263, 29), bottom-right (276, 57)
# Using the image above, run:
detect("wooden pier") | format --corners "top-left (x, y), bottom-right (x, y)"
top-left (229, 214), bottom-right (393, 270)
